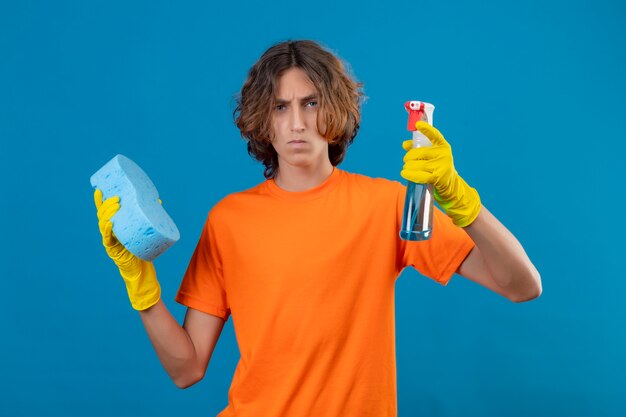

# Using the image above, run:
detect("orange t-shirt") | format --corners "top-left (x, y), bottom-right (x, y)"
top-left (176, 168), bottom-right (474, 416)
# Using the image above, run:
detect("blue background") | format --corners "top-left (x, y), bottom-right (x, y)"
top-left (1, 0), bottom-right (624, 416)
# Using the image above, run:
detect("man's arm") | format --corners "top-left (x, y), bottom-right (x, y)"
top-left (139, 301), bottom-right (225, 389)
top-left (456, 205), bottom-right (542, 302)
top-left (93, 189), bottom-right (225, 388)
top-left (400, 122), bottom-right (541, 302)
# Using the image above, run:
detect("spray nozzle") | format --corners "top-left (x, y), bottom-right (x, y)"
top-left (404, 100), bottom-right (425, 131)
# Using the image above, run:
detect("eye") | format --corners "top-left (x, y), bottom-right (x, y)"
top-left (409, 101), bottom-right (418, 110)
top-left (275, 104), bottom-right (286, 111)
top-left (305, 100), bottom-right (318, 108)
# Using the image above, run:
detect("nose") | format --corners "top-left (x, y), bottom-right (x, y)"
top-left (290, 106), bottom-right (305, 133)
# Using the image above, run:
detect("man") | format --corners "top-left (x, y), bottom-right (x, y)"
top-left (94, 40), bottom-right (541, 416)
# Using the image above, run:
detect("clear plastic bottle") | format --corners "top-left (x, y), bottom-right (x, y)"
top-left (400, 101), bottom-right (435, 241)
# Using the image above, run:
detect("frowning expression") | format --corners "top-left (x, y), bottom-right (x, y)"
top-left (270, 68), bottom-right (330, 169)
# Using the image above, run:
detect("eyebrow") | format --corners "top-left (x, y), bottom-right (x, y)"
top-left (275, 94), bottom-right (319, 105)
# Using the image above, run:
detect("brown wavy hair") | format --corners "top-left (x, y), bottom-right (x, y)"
top-left (233, 40), bottom-right (365, 179)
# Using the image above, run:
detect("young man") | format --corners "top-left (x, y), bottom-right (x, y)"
top-left (94, 40), bottom-right (541, 416)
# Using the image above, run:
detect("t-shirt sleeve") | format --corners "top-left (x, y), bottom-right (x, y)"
top-left (395, 182), bottom-right (475, 285)
top-left (175, 214), bottom-right (231, 320)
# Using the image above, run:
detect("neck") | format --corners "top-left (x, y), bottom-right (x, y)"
top-left (274, 160), bottom-right (334, 192)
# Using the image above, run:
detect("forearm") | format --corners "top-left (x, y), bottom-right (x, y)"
top-left (139, 299), bottom-right (202, 388)
top-left (464, 205), bottom-right (542, 301)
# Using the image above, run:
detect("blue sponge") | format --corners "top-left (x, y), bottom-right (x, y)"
top-left (90, 154), bottom-right (180, 262)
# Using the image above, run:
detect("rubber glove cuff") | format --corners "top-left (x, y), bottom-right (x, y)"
top-left (120, 260), bottom-right (161, 311)
top-left (433, 175), bottom-right (482, 227)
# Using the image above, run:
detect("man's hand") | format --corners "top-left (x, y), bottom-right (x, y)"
top-left (401, 121), bottom-right (481, 227)
top-left (94, 189), bottom-right (161, 310)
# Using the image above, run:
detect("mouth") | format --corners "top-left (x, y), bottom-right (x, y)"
top-left (288, 140), bottom-right (307, 144)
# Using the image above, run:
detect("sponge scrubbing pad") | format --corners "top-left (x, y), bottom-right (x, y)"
top-left (90, 154), bottom-right (180, 262)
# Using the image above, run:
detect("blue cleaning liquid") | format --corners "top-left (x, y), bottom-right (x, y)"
top-left (400, 181), bottom-right (434, 241)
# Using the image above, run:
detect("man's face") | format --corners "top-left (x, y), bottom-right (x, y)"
top-left (270, 68), bottom-right (329, 170)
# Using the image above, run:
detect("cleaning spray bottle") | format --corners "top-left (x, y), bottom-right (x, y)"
top-left (400, 100), bottom-right (436, 241)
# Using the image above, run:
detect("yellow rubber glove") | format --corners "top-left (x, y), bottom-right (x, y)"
top-left (401, 121), bottom-right (481, 227)
top-left (94, 189), bottom-right (161, 310)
